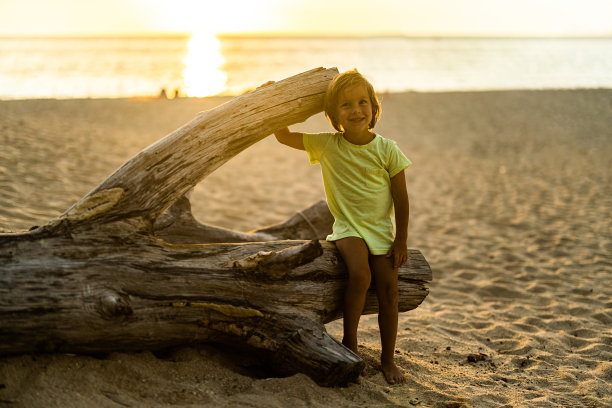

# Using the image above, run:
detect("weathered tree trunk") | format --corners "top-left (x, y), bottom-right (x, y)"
top-left (0, 68), bottom-right (432, 386)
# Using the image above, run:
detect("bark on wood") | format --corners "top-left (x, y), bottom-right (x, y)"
top-left (0, 67), bottom-right (432, 387)
top-left (153, 195), bottom-right (334, 243)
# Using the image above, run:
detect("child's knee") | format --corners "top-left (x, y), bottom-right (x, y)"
top-left (348, 268), bottom-right (371, 293)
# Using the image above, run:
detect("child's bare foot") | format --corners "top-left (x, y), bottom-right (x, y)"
top-left (381, 361), bottom-right (406, 384)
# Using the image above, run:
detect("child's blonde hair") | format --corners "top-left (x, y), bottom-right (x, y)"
top-left (324, 69), bottom-right (381, 132)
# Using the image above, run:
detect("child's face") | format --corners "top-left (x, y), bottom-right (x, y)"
top-left (336, 84), bottom-right (373, 135)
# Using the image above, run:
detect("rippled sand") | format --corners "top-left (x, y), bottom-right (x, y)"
top-left (1, 90), bottom-right (611, 407)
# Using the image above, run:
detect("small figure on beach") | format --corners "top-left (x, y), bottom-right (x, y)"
top-left (272, 69), bottom-right (411, 384)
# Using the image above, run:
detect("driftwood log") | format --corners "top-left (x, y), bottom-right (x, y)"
top-left (0, 67), bottom-right (432, 386)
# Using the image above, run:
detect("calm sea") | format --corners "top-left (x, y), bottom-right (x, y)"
top-left (1, 36), bottom-right (612, 99)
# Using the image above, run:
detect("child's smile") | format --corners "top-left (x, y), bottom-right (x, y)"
top-left (336, 84), bottom-right (374, 141)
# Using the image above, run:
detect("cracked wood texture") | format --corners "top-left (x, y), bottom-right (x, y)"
top-left (0, 68), bottom-right (432, 386)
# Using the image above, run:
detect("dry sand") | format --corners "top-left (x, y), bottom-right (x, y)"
top-left (1, 89), bottom-right (611, 407)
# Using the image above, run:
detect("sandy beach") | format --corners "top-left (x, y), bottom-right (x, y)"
top-left (1, 89), bottom-right (611, 407)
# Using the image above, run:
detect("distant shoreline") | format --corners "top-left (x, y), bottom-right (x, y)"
top-left (2, 87), bottom-right (612, 103)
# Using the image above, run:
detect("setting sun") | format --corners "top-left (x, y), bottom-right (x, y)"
top-left (183, 33), bottom-right (226, 97)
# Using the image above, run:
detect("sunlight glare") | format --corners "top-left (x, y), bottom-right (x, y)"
top-left (183, 33), bottom-right (226, 97)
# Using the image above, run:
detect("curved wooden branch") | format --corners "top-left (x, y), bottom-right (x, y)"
top-left (55, 67), bottom-right (339, 231)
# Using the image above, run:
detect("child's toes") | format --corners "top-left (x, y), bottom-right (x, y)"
top-left (382, 363), bottom-right (405, 385)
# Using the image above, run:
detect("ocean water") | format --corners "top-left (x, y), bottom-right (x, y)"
top-left (1, 36), bottom-right (612, 99)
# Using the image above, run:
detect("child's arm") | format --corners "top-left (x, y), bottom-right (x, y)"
top-left (274, 127), bottom-right (305, 150)
top-left (388, 170), bottom-right (409, 269)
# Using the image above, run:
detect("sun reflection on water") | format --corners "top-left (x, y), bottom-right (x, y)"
top-left (183, 33), bottom-right (226, 97)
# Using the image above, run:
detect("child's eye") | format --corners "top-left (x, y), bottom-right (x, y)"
top-left (360, 100), bottom-right (369, 104)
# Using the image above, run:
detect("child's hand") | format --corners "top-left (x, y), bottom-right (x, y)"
top-left (386, 238), bottom-right (408, 269)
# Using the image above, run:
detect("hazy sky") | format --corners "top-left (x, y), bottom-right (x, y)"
top-left (1, 0), bottom-right (611, 37)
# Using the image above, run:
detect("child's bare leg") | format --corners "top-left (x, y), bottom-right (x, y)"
top-left (335, 237), bottom-right (371, 354)
top-left (370, 255), bottom-right (405, 384)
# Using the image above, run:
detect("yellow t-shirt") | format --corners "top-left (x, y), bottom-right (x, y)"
top-left (303, 132), bottom-right (411, 255)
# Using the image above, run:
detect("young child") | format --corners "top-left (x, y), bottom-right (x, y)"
top-left (273, 69), bottom-right (411, 385)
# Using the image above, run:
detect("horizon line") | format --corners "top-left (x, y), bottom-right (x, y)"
top-left (1, 31), bottom-right (611, 39)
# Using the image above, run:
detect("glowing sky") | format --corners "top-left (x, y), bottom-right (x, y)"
top-left (0, 0), bottom-right (611, 37)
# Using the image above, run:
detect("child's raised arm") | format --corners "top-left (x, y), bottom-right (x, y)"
top-left (274, 127), bottom-right (305, 151)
